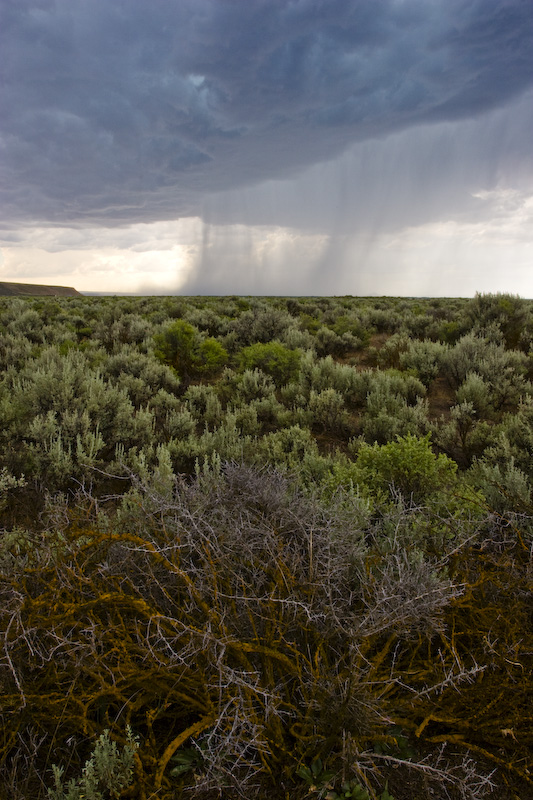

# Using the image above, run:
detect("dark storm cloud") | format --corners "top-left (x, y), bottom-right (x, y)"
top-left (1, 0), bottom-right (532, 227)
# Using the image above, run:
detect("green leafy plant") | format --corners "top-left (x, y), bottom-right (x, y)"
top-left (47, 728), bottom-right (137, 800)
top-left (154, 319), bottom-right (227, 380)
top-left (297, 762), bottom-right (395, 800)
top-left (324, 779), bottom-right (394, 800)
top-left (239, 341), bottom-right (301, 385)
top-left (296, 758), bottom-right (335, 796)
top-left (355, 432), bottom-right (457, 500)
top-left (168, 741), bottom-right (206, 779)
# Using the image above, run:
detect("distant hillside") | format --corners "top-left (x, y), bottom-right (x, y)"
top-left (0, 281), bottom-right (81, 297)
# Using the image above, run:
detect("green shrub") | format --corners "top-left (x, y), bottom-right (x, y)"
top-left (231, 305), bottom-right (293, 345)
top-left (239, 341), bottom-right (301, 386)
top-left (470, 458), bottom-right (531, 517)
top-left (314, 325), bottom-right (361, 356)
top-left (432, 401), bottom-right (493, 468)
top-left (195, 337), bottom-right (229, 376)
top-left (256, 424), bottom-right (321, 471)
top-left (237, 368), bottom-right (276, 402)
top-left (298, 352), bottom-right (370, 405)
top-left (280, 323), bottom-right (316, 350)
top-left (103, 344), bottom-right (180, 406)
top-left (376, 333), bottom-right (411, 370)
top-left (456, 372), bottom-right (492, 419)
top-left (466, 292), bottom-right (528, 349)
top-left (48, 729), bottom-right (137, 800)
top-left (399, 339), bottom-right (447, 386)
top-left (309, 388), bottom-right (349, 434)
top-left (442, 334), bottom-right (529, 401)
top-left (0, 347), bottom-right (155, 486)
top-left (362, 372), bottom-right (428, 444)
top-left (361, 399), bottom-right (429, 445)
top-left (154, 320), bottom-right (228, 380)
top-left (355, 433), bottom-right (457, 500)
top-left (184, 384), bottom-right (225, 429)
top-left (488, 397), bottom-right (533, 472)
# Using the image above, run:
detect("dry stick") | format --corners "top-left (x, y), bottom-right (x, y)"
top-left (424, 733), bottom-right (533, 785)
top-left (369, 750), bottom-right (496, 790)
top-left (3, 614), bottom-right (26, 708)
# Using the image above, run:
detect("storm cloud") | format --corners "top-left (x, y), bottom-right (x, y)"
top-left (2, 0), bottom-right (532, 224)
top-left (1, 0), bottom-right (532, 294)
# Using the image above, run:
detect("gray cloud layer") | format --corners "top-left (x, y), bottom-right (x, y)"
top-left (2, 0), bottom-right (532, 229)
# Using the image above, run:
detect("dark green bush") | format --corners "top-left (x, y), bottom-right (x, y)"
top-left (355, 433), bottom-right (457, 500)
top-left (154, 320), bottom-right (228, 380)
top-left (239, 341), bottom-right (301, 386)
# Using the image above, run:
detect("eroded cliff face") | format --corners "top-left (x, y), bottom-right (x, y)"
top-left (0, 281), bottom-right (81, 296)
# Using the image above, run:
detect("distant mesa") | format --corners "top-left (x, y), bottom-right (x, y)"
top-left (0, 281), bottom-right (81, 297)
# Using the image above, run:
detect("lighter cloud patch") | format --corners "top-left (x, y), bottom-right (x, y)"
top-left (188, 74), bottom-right (206, 87)
top-left (0, 246), bottom-right (195, 293)
top-left (0, 219), bottom-right (204, 253)
top-left (470, 189), bottom-right (533, 240)
top-left (0, 219), bottom-right (203, 293)
top-left (376, 213), bottom-right (533, 297)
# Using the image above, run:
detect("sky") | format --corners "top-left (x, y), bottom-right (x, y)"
top-left (1, 0), bottom-right (532, 297)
